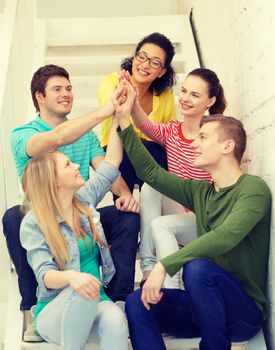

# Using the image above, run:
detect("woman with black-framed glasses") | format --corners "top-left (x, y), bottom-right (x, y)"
top-left (98, 34), bottom-right (176, 181)
top-left (134, 50), bottom-right (165, 70)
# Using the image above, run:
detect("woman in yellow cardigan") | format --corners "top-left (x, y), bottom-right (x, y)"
top-left (98, 32), bottom-right (176, 196)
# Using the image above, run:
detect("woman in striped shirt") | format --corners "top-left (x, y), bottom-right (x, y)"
top-left (122, 68), bottom-right (227, 287)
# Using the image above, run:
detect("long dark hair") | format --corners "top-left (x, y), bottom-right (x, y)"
top-left (188, 68), bottom-right (226, 114)
top-left (121, 32), bottom-right (176, 96)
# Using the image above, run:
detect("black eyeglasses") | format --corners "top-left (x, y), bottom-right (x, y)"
top-left (135, 51), bottom-right (165, 70)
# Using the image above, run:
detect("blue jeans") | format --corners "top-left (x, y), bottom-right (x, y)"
top-left (99, 205), bottom-right (140, 301)
top-left (125, 259), bottom-right (263, 350)
top-left (2, 204), bottom-right (139, 309)
top-left (37, 287), bottom-right (128, 350)
top-left (108, 141), bottom-right (167, 201)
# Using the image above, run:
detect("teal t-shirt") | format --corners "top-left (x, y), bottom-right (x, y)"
top-left (34, 234), bottom-right (109, 330)
top-left (77, 234), bottom-right (110, 302)
top-left (10, 114), bottom-right (105, 181)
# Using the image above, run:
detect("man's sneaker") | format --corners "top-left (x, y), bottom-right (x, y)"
top-left (23, 322), bottom-right (44, 342)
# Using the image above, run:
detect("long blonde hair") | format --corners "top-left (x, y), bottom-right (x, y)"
top-left (22, 151), bottom-right (104, 270)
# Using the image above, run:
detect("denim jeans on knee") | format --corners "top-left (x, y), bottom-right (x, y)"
top-left (126, 288), bottom-right (200, 350)
top-left (88, 300), bottom-right (128, 350)
top-left (183, 258), bottom-right (263, 349)
top-left (37, 287), bottom-right (128, 350)
top-left (126, 259), bottom-right (263, 350)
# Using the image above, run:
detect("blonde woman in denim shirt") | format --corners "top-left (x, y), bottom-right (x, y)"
top-left (19, 120), bottom-right (128, 350)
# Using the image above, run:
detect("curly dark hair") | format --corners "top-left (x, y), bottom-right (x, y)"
top-left (31, 64), bottom-right (70, 112)
top-left (121, 32), bottom-right (176, 96)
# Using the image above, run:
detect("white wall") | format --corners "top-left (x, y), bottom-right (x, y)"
top-left (0, 0), bottom-right (5, 12)
top-left (179, 0), bottom-right (275, 348)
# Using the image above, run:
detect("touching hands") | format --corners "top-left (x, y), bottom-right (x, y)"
top-left (115, 191), bottom-right (140, 213)
top-left (67, 270), bottom-right (101, 300)
top-left (119, 70), bottom-right (139, 98)
top-left (141, 262), bottom-right (166, 310)
top-left (112, 78), bottom-right (136, 127)
top-left (102, 82), bottom-right (128, 117)
top-left (101, 70), bottom-right (140, 124)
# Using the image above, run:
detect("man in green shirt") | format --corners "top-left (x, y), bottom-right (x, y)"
top-left (113, 82), bottom-right (271, 350)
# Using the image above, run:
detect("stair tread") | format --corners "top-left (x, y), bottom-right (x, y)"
top-left (46, 15), bottom-right (189, 47)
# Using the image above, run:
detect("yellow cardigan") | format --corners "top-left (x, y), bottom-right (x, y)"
top-left (97, 72), bottom-right (176, 147)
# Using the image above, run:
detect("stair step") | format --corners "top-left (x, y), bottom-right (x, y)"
top-left (69, 73), bottom-right (186, 103)
top-left (22, 335), bottom-right (248, 350)
top-left (70, 75), bottom-right (104, 99)
top-left (46, 15), bottom-right (189, 47)
top-left (21, 337), bottom-right (195, 350)
top-left (46, 44), bottom-right (135, 57)
top-left (44, 53), bottom-right (186, 76)
top-left (69, 98), bottom-right (98, 120)
top-left (21, 341), bottom-right (105, 349)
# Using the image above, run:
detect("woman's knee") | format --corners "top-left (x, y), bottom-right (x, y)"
top-left (151, 216), bottom-right (176, 243)
top-left (151, 218), bottom-right (159, 241)
top-left (98, 303), bottom-right (128, 337)
top-left (140, 184), bottom-right (159, 204)
top-left (151, 216), bottom-right (166, 238)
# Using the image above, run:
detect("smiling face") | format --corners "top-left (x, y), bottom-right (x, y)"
top-left (191, 121), bottom-right (226, 170)
top-left (55, 153), bottom-right (85, 191)
top-left (132, 43), bottom-right (167, 85)
top-left (178, 75), bottom-right (216, 118)
top-left (35, 76), bottom-right (74, 118)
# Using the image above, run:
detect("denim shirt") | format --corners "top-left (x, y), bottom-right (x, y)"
top-left (20, 161), bottom-right (120, 303)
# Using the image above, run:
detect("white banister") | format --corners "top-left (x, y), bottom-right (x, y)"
top-left (0, 0), bottom-right (17, 118)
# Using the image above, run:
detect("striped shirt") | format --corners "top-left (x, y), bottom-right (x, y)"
top-left (10, 114), bottom-right (105, 181)
top-left (138, 119), bottom-right (212, 182)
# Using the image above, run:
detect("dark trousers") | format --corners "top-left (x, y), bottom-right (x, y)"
top-left (105, 141), bottom-right (167, 200)
top-left (2, 204), bottom-right (139, 310)
top-left (125, 259), bottom-right (263, 350)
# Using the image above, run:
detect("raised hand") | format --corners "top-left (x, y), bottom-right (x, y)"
top-left (119, 70), bottom-right (139, 98)
top-left (100, 82), bottom-right (128, 118)
top-left (112, 79), bottom-right (136, 129)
